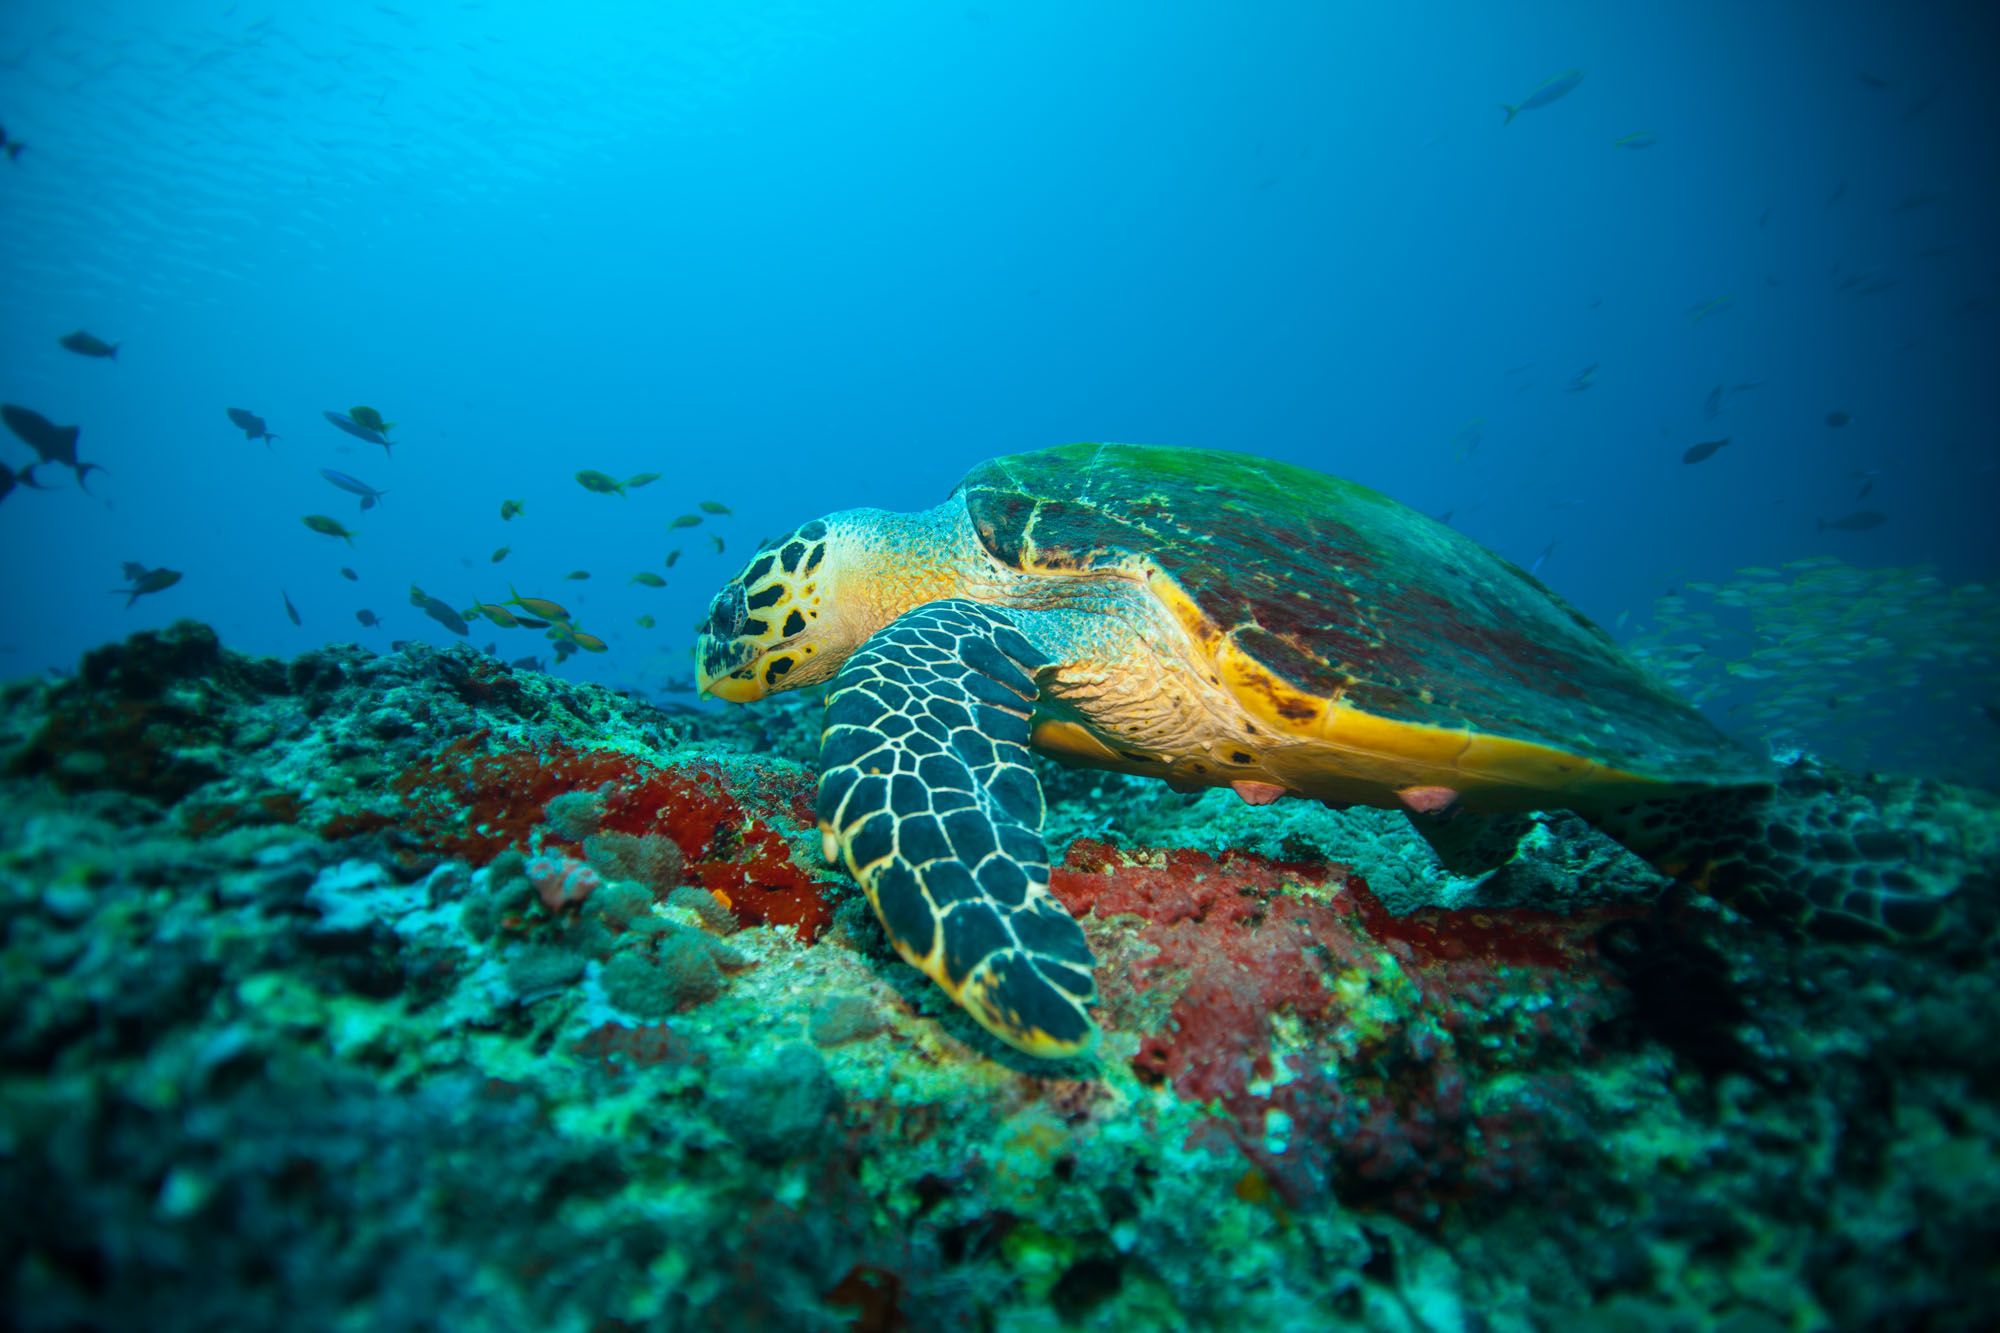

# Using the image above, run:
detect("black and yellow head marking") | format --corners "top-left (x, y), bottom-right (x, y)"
top-left (694, 520), bottom-right (834, 701)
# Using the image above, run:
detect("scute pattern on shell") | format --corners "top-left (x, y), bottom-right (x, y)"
top-left (957, 442), bottom-right (1766, 789)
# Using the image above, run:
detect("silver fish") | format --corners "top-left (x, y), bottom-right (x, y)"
top-left (319, 468), bottom-right (390, 511)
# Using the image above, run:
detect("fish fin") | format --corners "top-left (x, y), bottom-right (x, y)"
top-left (5, 142), bottom-right (21, 162)
top-left (75, 462), bottom-right (105, 495)
top-left (18, 463), bottom-right (53, 490)
top-left (1501, 102), bottom-right (1518, 125)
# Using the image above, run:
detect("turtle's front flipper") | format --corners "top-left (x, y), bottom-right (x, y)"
top-left (816, 599), bottom-right (1097, 1057)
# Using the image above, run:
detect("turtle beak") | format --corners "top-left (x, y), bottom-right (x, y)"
top-left (694, 627), bottom-right (767, 702)
top-left (699, 661), bottom-right (767, 703)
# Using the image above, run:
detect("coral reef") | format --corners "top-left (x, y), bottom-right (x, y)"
top-left (1, 620), bottom-right (1997, 1332)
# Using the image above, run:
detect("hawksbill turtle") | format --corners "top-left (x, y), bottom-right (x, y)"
top-left (694, 443), bottom-right (1954, 1057)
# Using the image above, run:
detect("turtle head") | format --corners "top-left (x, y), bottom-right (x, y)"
top-left (695, 516), bottom-right (852, 702)
top-left (696, 503), bottom-right (973, 702)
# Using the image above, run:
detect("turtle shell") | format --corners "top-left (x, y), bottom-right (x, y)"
top-left (957, 442), bottom-right (1769, 809)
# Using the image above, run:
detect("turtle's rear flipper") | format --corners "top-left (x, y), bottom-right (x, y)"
top-left (817, 599), bottom-right (1098, 1057)
top-left (1590, 779), bottom-right (1957, 942)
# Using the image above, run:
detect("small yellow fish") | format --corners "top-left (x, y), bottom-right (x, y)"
top-left (503, 584), bottom-right (570, 621)
top-left (630, 571), bottom-right (666, 587)
top-left (565, 570), bottom-right (591, 580)
top-left (699, 500), bottom-right (732, 515)
top-left (668, 513), bottom-right (702, 530)
top-left (625, 471), bottom-right (662, 489)
top-left (575, 469), bottom-right (627, 497)
top-left (500, 499), bottom-right (526, 521)
top-left (303, 515), bottom-right (357, 546)
top-left (709, 533), bottom-right (725, 554)
top-left (491, 546), bottom-right (511, 563)
top-left (473, 602), bottom-right (520, 628)
top-left (665, 548), bottom-right (681, 567)
top-left (573, 632), bottom-right (609, 653)
top-left (348, 405), bottom-right (395, 436)
top-left (634, 615), bottom-right (655, 629)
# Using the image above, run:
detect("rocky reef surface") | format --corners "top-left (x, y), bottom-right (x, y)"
top-left (2, 622), bottom-right (1997, 1332)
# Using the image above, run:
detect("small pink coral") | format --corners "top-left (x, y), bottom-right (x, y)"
top-left (528, 854), bottom-right (602, 910)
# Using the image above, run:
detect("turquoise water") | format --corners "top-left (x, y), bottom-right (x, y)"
top-left (2, 0), bottom-right (1994, 775)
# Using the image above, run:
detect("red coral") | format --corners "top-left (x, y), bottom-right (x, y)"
top-left (569, 1021), bottom-right (705, 1079)
top-left (176, 789), bottom-right (304, 837)
top-left (1050, 840), bottom-right (1625, 1223)
top-left (383, 733), bottom-right (838, 941)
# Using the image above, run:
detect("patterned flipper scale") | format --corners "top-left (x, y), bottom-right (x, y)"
top-left (1592, 780), bottom-right (1954, 941)
top-left (815, 599), bottom-right (1098, 1057)
top-left (1411, 777), bottom-right (1957, 942)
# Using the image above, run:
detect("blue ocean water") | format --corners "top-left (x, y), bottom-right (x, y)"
top-left (1, 0), bottom-right (1995, 766)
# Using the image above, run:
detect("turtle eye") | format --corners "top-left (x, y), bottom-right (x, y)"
top-left (703, 585), bottom-right (747, 639)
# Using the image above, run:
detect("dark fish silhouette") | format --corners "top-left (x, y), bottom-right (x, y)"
top-left (1703, 385), bottom-right (1723, 420)
top-left (227, 407), bottom-right (280, 447)
top-left (1682, 438), bottom-right (1730, 464)
top-left (0, 459), bottom-right (53, 504)
top-left (340, 567), bottom-right (359, 581)
top-left (1903, 83), bottom-right (1944, 121)
top-left (356, 609), bottom-right (382, 628)
top-left (59, 330), bottom-right (118, 359)
top-left (282, 589), bottom-right (302, 626)
top-left (0, 122), bottom-right (23, 162)
top-left (1, 403), bottom-right (105, 492)
top-left (408, 583), bottom-right (469, 636)
top-left (323, 410), bottom-right (391, 456)
top-left (1818, 510), bottom-right (1887, 532)
top-left (1825, 410), bottom-right (1851, 428)
top-left (111, 566), bottom-right (181, 609)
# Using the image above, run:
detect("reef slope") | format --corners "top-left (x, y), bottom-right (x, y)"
top-left (3, 623), bottom-right (1996, 1332)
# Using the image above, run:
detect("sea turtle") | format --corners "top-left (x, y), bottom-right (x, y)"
top-left (694, 443), bottom-right (1952, 1057)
